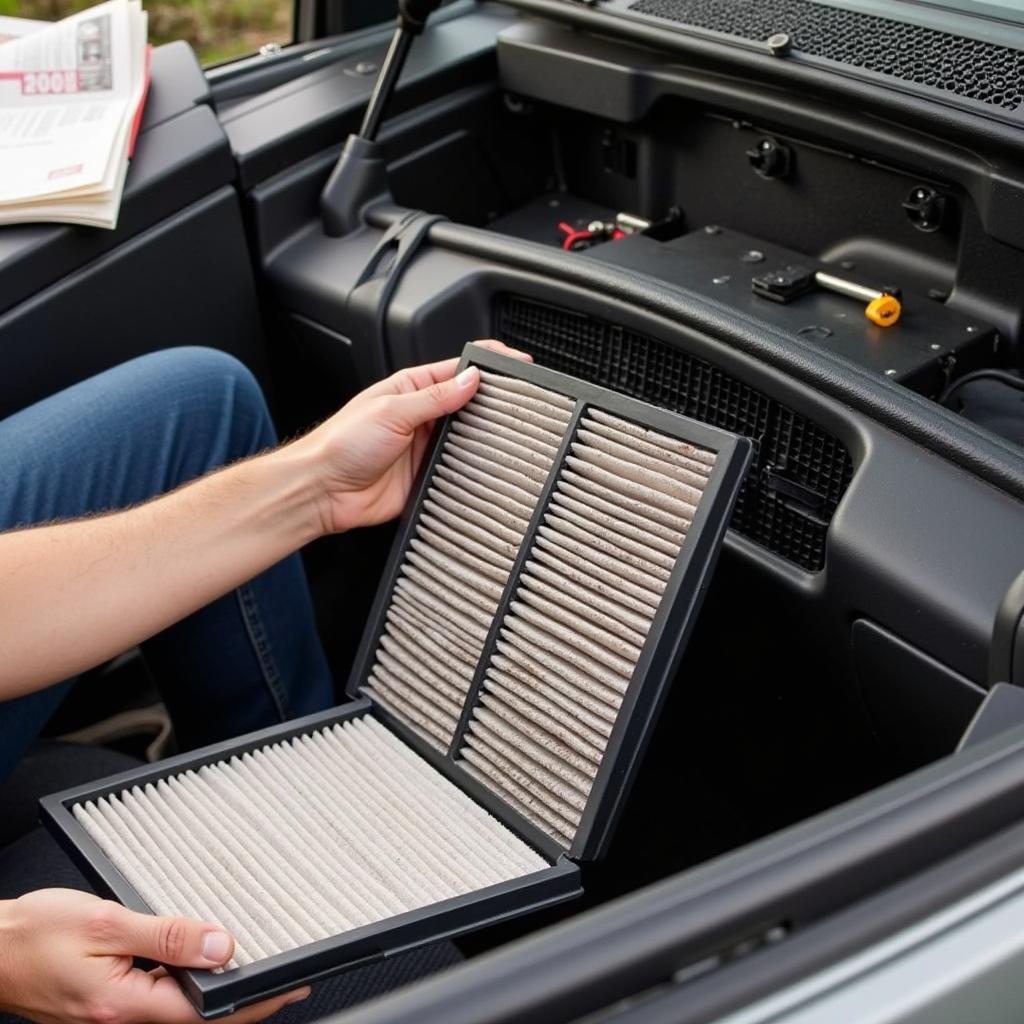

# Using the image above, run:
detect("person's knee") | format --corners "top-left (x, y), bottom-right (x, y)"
top-left (141, 347), bottom-right (261, 405)
top-left (131, 347), bottom-right (276, 455)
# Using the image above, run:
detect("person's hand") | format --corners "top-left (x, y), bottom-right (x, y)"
top-left (0, 889), bottom-right (309, 1024)
top-left (294, 339), bottom-right (532, 534)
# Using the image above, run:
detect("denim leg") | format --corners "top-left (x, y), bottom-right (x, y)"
top-left (0, 347), bottom-right (333, 778)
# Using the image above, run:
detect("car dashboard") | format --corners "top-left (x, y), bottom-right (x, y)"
top-left (5, 0), bottom-right (1024, 1019)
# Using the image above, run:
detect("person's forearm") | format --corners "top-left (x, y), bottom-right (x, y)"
top-left (0, 443), bottom-right (326, 699)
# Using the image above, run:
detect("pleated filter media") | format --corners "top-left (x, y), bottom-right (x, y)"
top-left (43, 348), bottom-right (749, 1018)
top-left (459, 410), bottom-right (716, 845)
top-left (361, 371), bottom-right (573, 749)
top-left (73, 716), bottom-right (546, 967)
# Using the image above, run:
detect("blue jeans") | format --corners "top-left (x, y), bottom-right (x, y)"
top-left (0, 347), bottom-right (334, 781)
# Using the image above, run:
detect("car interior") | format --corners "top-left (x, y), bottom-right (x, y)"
top-left (5, 0), bottom-right (1024, 1020)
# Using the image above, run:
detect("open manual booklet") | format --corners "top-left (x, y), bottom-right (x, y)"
top-left (0, 0), bottom-right (150, 229)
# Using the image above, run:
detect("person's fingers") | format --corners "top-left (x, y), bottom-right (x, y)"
top-left (362, 340), bottom-right (532, 403)
top-left (84, 902), bottom-right (234, 968)
top-left (114, 969), bottom-right (309, 1024)
top-left (381, 366), bottom-right (482, 432)
top-left (467, 338), bottom-right (533, 361)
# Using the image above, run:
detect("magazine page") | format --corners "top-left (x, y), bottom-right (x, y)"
top-left (0, 0), bottom-right (137, 206)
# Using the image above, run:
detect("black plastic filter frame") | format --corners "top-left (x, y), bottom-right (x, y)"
top-left (40, 345), bottom-right (749, 1019)
top-left (40, 701), bottom-right (583, 1019)
top-left (344, 345), bottom-right (752, 860)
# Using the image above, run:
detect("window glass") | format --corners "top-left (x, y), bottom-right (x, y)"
top-left (0, 0), bottom-right (294, 64)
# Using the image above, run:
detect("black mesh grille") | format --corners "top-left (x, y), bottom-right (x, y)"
top-left (493, 295), bottom-right (853, 571)
top-left (626, 0), bottom-right (1024, 112)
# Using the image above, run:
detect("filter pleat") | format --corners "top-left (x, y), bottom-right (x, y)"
top-left (491, 648), bottom-right (618, 732)
top-left (451, 419), bottom-right (560, 462)
top-left (223, 749), bottom-right (406, 918)
top-left (587, 408), bottom-right (717, 467)
top-left (499, 627), bottom-right (627, 707)
top-left (464, 731), bottom-right (586, 823)
top-left (560, 470), bottom-right (691, 534)
top-left (482, 677), bottom-right (605, 764)
top-left (534, 536), bottom-right (663, 613)
top-left (477, 371), bottom-right (575, 412)
top-left (508, 599), bottom-right (636, 678)
top-left (375, 644), bottom-right (464, 715)
top-left (486, 665), bottom-right (611, 749)
top-left (442, 447), bottom-right (543, 500)
top-left (522, 559), bottom-right (653, 638)
top-left (543, 512), bottom-right (674, 582)
top-left (383, 610), bottom-right (476, 682)
top-left (461, 414), bottom-right (715, 847)
top-left (480, 688), bottom-right (602, 770)
top-left (414, 526), bottom-right (512, 581)
top-left (397, 568), bottom-right (493, 632)
top-left (462, 754), bottom-right (578, 844)
top-left (418, 513), bottom-right (518, 569)
top-left (431, 473), bottom-right (531, 532)
top-left (447, 430), bottom-right (552, 484)
top-left (576, 424), bottom-right (711, 487)
top-left (566, 454), bottom-right (699, 518)
top-left (193, 764), bottom-right (369, 932)
top-left (388, 597), bottom-right (480, 662)
top-left (435, 463), bottom-right (536, 520)
top-left (511, 594), bottom-right (642, 667)
top-left (549, 496), bottom-right (679, 568)
top-left (74, 717), bottom-right (548, 968)
top-left (406, 544), bottom-right (506, 603)
top-left (367, 666), bottom-right (459, 736)
top-left (470, 394), bottom-right (570, 437)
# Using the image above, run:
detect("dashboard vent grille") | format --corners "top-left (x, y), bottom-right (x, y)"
top-left (493, 294), bottom-right (853, 571)
top-left (625, 0), bottom-right (1024, 113)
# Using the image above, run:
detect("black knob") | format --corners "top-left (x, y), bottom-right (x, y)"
top-left (746, 137), bottom-right (792, 180)
top-left (902, 186), bottom-right (946, 233)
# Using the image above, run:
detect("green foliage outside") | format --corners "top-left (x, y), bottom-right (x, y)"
top-left (0, 0), bottom-right (292, 64)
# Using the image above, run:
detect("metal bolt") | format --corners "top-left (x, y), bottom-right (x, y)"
top-left (885, 369), bottom-right (898, 376)
top-left (353, 60), bottom-right (377, 74)
top-left (967, 326), bottom-right (978, 333)
top-left (712, 275), bottom-right (731, 285)
top-left (930, 343), bottom-right (941, 350)
top-left (741, 250), bottom-right (765, 263)
top-left (767, 31), bottom-right (792, 56)
top-left (704, 225), bottom-right (722, 235)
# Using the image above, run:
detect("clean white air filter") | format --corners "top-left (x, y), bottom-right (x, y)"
top-left (73, 715), bottom-right (547, 967)
top-left (361, 371), bottom-right (573, 749)
top-left (460, 411), bottom-right (716, 845)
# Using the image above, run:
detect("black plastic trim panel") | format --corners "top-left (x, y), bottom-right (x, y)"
top-left (219, 5), bottom-right (518, 189)
top-left (365, 209), bottom-right (1024, 506)
top-left (327, 721), bottom-right (1024, 1024)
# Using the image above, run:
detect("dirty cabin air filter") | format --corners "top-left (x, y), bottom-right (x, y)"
top-left (42, 346), bottom-right (751, 1019)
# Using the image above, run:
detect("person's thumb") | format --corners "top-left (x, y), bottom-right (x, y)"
top-left (386, 366), bottom-right (480, 431)
top-left (87, 902), bottom-right (235, 968)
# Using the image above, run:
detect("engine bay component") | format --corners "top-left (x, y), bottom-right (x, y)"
top-left (43, 347), bottom-right (750, 1019)
top-left (588, 226), bottom-right (993, 392)
top-left (814, 271), bottom-right (903, 327)
top-left (752, 266), bottom-right (902, 326)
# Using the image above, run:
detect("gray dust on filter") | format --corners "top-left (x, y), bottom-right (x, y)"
top-left (461, 411), bottom-right (716, 846)
top-left (361, 370), bottom-right (573, 749)
top-left (72, 716), bottom-right (548, 969)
